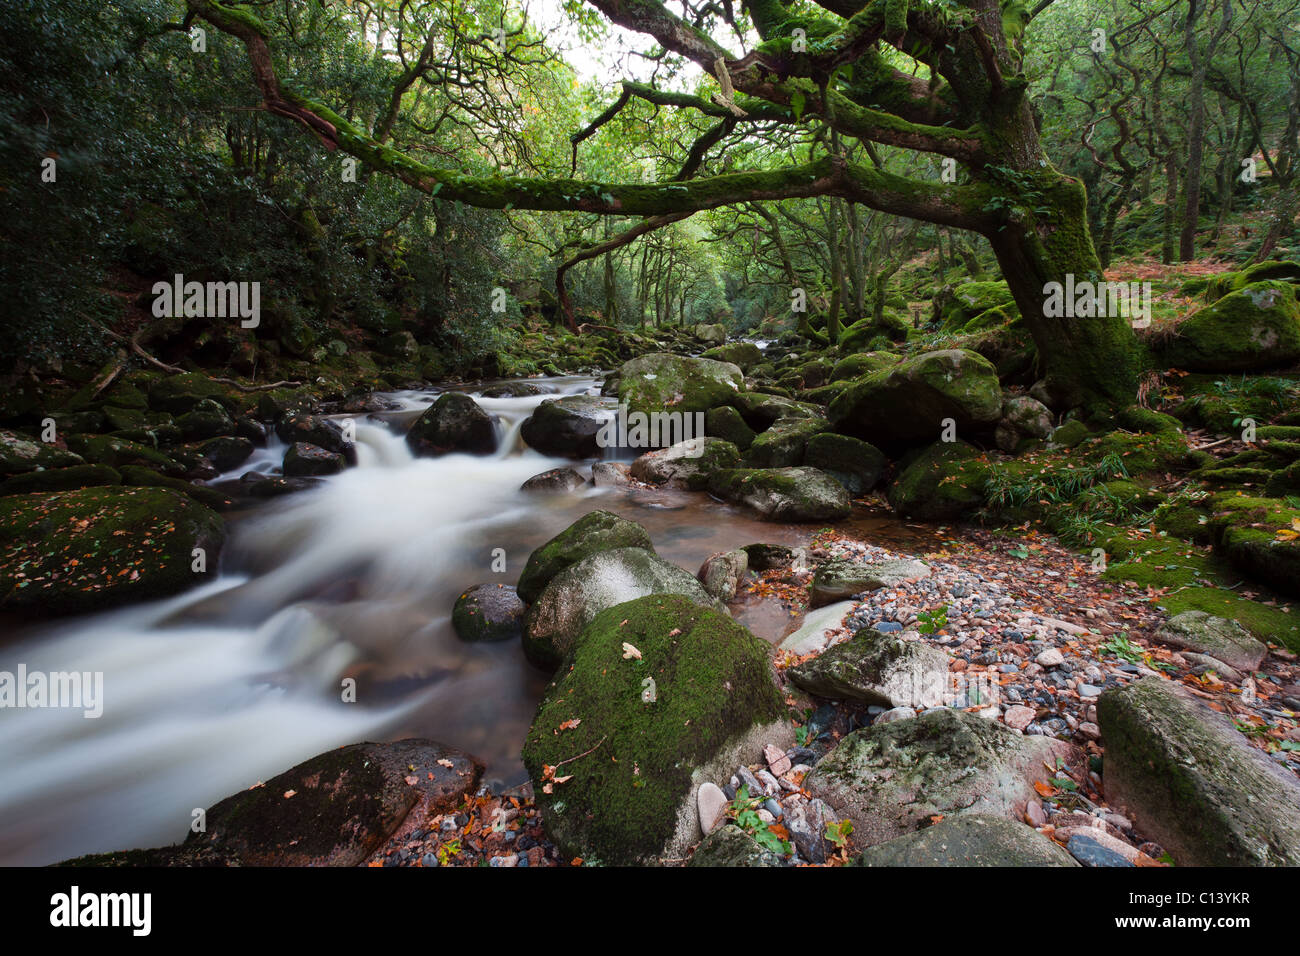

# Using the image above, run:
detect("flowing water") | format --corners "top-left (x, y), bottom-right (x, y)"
top-left (0, 375), bottom-right (856, 866)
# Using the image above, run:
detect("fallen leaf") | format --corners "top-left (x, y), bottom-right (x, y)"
top-left (622, 642), bottom-right (642, 660)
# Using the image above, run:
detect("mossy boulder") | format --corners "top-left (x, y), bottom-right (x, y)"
top-left (406, 393), bottom-right (497, 457)
top-left (803, 709), bottom-right (1080, 848)
top-left (1157, 280), bottom-right (1300, 372)
top-left (1098, 677), bottom-right (1300, 866)
top-left (0, 464), bottom-right (122, 496)
top-left (175, 399), bottom-right (235, 441)
top-left (887, 441), bottom-right (986, 520)
top-left (452, 583), bottom-right (526, 642)
top-left (520, 395), bottom-right (610, 458)
top-left (704, 406), bottom-right (756, 450)
top-left (523, 547), bottom-right (722, 670)
top-left (0, 486), bottom-right (224, 614)
top-left (802, 433), bottom-right (887, 496)
top-left (830, 352), bottom-right (895, 383)
top-left (522, 595), bottom-right (790, 865)
top-left (1152, 610), bottom-right (1267, 672)
top-left (839, 312), bottom-right (910, 350)
top-left (1209, 494), bottom-right (1300, 598)
top-left (1048, 419), bottom-right (1091, 448)
top-left (829, 349), bottom-right (1002, 448)
top-left (617, 353), bottom-right (744, 417)
top-left (117, 465), bottom-right (232, 511)
top-left (693, 323), bottom-right (727, 346)
top-left (853, 814), bottom-right (1078, 867)
top-left (629, 438), bottom-right (741, 490)
top-left (516, 510), bottom-right (655, 604)
top-left (701, 342), bottom-right (762, 371)
top-left (744, 415), bottom-right (829, 468)
top-left (939, 280), bottom-right (1016, 330)
top-left (1204, 260), bottom-right (1300, 302)
top-left (707, 467), bottom-right (852, 522)
top-left (275, 412), bottom-right (350, 454)
top-left (63, 434), bottom-right (184, 476)
top-left (147, 372), bottom-right (239, 414)
top-left (688, 825), bottom-right (783, 867)
top-left (197, 436), bottom-right (255, 473)
top-left (995, 395), bottom-right (1054, 453)
top-left (0, 428), bottom-right (84, 476)
top-left (1115, 405), bottom-right (1183, 436)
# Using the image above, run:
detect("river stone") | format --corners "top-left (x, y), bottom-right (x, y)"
top-left (701, 342), bottom-right (763, 371)
top-left (275, 412), bottom-right (350, 454)
top-left (523, 595), bottom-right (791, 865)
top-left (516, 510), bottom-right (655, 604)
top-left (0, 463), bottom-right (122, 496)
top-left (169, 740), bottom-right (483, 866)
top-left (744, 416), bottom-right (829, 468)
top-left (802, 433), bottom-right (887, 495)
top-left (0, 486), bottom-right (224, 615)
top-left (147, 372), bottom-right (238, 414)
top-left (697, 549), bottom-right (749, 603)
top-left (810, 557), bottom-right (930, 607)
top-left (778, 600), bottom-right (856, 655)
top-left (688, 826), bottom-right (782, 867)
top-left (523, 546), bottom-right (723, 670)
top-left (887, 440), bottom-right (986, 521)
top-left (616, 353), bottom-right (744, 417)
top-left (828, 349), bottom-right (1002, 448)
top-left (198, 436), bottom-right (255, 472)
top-left (519, 395), bottom-right (610, 458)
top-left (452, 584), bottom-right (526, 643)
top-left (788, 628), bottom-right (950, 708)
top-left (590, 461), bottom-right (631, 487)
top-left (803, 708), bottom-right (1081, 847)
top-left (283, 441), bottom-right (345, 477)
top-left (1153, 610), bottom-right (1267, 672)
top-left (995, 395), bottom-right (1055, 452)
top-left (694, 323), bottom-right (727, 346)
top-left (520, 466), bottom-right (586, 493)
top-left (1097, 676), bottom-right (1300, 865)
top-left (482, 382), bottom-right (545, 398)
top-left (176, 398), bottom-right (236, 441)
top-left (707, 467), bottom-right (851, 522)
top-left (697, 782), bottom-right (729, 835)
top-left (853, 814), bottom-right (1079, 867)
top-left (406, 393), bottom-right (497, 456)
top-left (629, 437), bottom-right (741, 490)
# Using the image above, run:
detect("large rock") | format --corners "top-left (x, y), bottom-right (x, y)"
top-left (104, 740), bottom-right (481, 866)
top-left (995, 395), bottom-right (1054, 453)
top-left (616, 353), bottom-right (744, 417)
top-left (283, 442), bottom-right (345, 477)
top-left (0, 428), bottom-right (84, 476)
top-left (810, 557), bottom-right (929, 607)
top-left (697, 549), bottom-right (749, 602)
top-left (176, 398), bottom-right (235, 441)
top-left (0, 486), bottom-right (224, 615)
top-left (701, 342), bottom-right (763, 371)
top-left (693, 322), bottom-right (727, 346)
top-left (828, 349), bottom-right (1002, 447)
top-left (802, 433), bottom-right (887, 495)
top-left (520, 466), bottom-right (586, 493)
top-left (516, 510), bottom-right (655, 604)
top-left (853, 814), bottom-right (1079, 867)
top-left (803, 708), bottom-right (1080, 847)
top-left (522, 595), bottom-right (791, 865)
top-left (744, 416), bottom-right (829, 468)
top-left (1097, 676), bottom-right (1300, 866)
top-left (704, 406), bottom-right (756, 450)
top-left (519, 395), bottom-right (610, 458)
top-left (406, 393), bottom-right (497, 456)
top-left (274, 412), bottom-right (350, 454)
top-left (523, 546), bottom-right (722, 669)
top-left (1157, 280), bottom-right (1300, 372)
top-left (629, 438), bottom-right (740, 490)
top-left (788, 628), bottom-right (950, 708)
top-left (452, 583), bottom-right (526, 643)
top-left (707, 467), bottom-right (851, 522)
top-left (1153, 610), bottom-right (1267, 673)
top-left (887, 441), bottom-right (986, 521)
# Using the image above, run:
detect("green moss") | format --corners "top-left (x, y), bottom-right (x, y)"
top-left (522, 595), bottom-right (786, 865)
top-left (516, 510), bottom-right (654, 604)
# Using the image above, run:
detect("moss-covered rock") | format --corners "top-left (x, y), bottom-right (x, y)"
top-left (701, 342), bottom-right (762, 371)
top-left (1115, 405), bottom-right (1183, 436)
top-left (838, 313), bottom-right (909, 351)
top-left (939, 281), bottom-right (1016, 330)
top-left (0, 428), bottom-right (84, 476)
top-left (617, 353), bottom-right (744, 417)
top-left (197, 436), bottom-right (255, 472)
top-left (63, 434), bottom-right (184, 476)
top-left (688, 824), bottom-right (783, 866)
top-left (1152, 610), bottom-right (1267, 672)
top-left (516, 510), bottom-right (655, 604)
top-left (707, 466), bottom-right (852, 522)
top-left (829, 349), bottom-right (1002, 448)
top-left (830, 352), bottom-right (896, 383)
top-left (406, 392), bottom-right (497, 457)
top-left (1048, 419), bottom-right (1091, 448)
top-left (117, 465), bottom-right (232, 511)
top-left (788, 627), bottom-right (949, 707)
top-left (803, 709), bottom-right (1080, 847)
top-left (1098, 677), bottom-right (1300, 866)
top-left (1158, 280), bottom-right (1300, 372)
top-left (283, 442), bottom-right (345, 477)
top-left (744, 415), bottom-right (829, 468)
top-left (0, 464), bottom-right (121, 496)
top-left (523, 547), bottom-right (721, 670)
top-left (175, 398), bottom-right (235, 441)
top-left (1204, 260), bottom-right (1300, 302)
top-left (802, 433), bottom-right (887, 496)
top-left (522, 595), bottom-right (789, 865)
top-left (629, 438), bottom-right (741, 490)
top-left (887, 441), bottom-right (986, 520)
top-left (0, 486), bottom-right (224, 614)
top-left (1209, 494), bottom-right (1300, 598)
top-left (853, 814), bottom-right (1078, 867)
top-left (704, 405), bottom-right (756, 450)
top-left (147, 372), bottom-right (240, 414)
top-left (520, 395), bottom-right (609, 458)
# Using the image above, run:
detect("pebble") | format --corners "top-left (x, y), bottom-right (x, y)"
top-left (1065, 832), bottom-right (1134, 867)
top-left (1003, 705), bottom-right (1036, 731)
top-left (697, 782), bottom-right (728, 835)
top-left (1036, 648), bottom-right (1065, 667)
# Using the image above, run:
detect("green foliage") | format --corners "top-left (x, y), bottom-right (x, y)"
top-left (916, 605), bottom-right (949, 635)
top-left (727, 785), bottom-right (791, 857)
